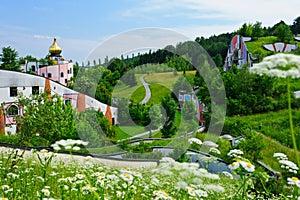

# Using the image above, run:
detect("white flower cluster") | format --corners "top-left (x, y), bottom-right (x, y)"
top-left (227, 149), bottom-right (243, 158)
top-left (152, 190), bottom-right (173, 200)
top-left (274, 152), bottom-right (299, 174)
top-left (188, 138), bottom-right (202, 145)
top-left (250, 53), bottom-right (300, 78)
top-left (39, 149), bottom-right (55, 160)
top-left (279, 159), bottom-right (299, 174)
top-left (187, 186), bottom-right (208, 198)
top-left (51, 139), bottom-right (88, 151)
top-left (209, 147), bottom-right (221, 155)
top-left (228, 160), bottom-right (255, 173)
top-left (81, 185), bottom-right (97, 194)
top-left (273, 152), bottom-right (288, 160)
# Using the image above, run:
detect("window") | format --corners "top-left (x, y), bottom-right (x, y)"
top-left (6, 105), bottom-right (19, 116)
top-left (48, 73), bottom-right (52, 78)
top-left (64, 98), bottom-right (71, 105)
top-left (10, 87), bottom-right (17, 97)
top-left (31, 65), bottom-right (36, 72)
top-left (67, 69), bottom-right (70, 74)
top-left (69, 68), bottom-right (72, 74)
top-left (65, 79), bottom-right (68, 84)
top-left (60, 72), bottom-right (64, 78)
top-left (32, 86), bottom-right (39, 95)
top-left (42, 73), bottom-right (45, 77)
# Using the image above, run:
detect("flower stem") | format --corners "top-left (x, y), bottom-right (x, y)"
top-left (287, 77), bottom-right (300, 168)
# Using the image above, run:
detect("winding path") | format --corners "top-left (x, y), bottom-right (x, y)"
top-left (140, 76), bottom-right (151, 104)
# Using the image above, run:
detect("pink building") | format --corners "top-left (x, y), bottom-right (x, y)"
top-left (21, 37), bottom-right (73, 86)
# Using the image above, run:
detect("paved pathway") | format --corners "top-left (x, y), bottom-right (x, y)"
top-left (0, 146), bottom-right (157, 168)
top-left (140, 76), bottom-right (151, 104)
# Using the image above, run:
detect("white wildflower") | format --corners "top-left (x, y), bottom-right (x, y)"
top-left (188, 138), bottom-right (202, 145)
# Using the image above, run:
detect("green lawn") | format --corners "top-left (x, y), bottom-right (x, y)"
top-left (245, 36), bottom-right (278, 58)
top-left (144, 71), bottom-right (196, 90)
top-left (147, 84), bottom-right (171, 104)
top-left (127, 71), bottom-right (196, 104)
top-left (226, 109), bottom-right (300, 171)
top-left (112, 74), bottom-right (144, 99)
top-left (130, 85), bottom-right (146, 103)
top-left (115, 125), bottom-right (146, 138)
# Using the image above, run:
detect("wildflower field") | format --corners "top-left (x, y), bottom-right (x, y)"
top-left (0, 145), bottom-right (299, 200)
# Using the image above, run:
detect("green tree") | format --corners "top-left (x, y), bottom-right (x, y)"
top-left (147, 105), bottom-right (163, 137)
top-left (121, 70), bottom-right (137, 87)
top-left (167, 55), bottom-right (190, 74)
top-left (172, 76), bottom-right (192, 98)
top-left (16, 93), bottom-right (77, 146)
top-left (18, 55), bottom-right (37, 64)
top-left (0, 46), bottom-right (20, 71)
top-left (237, 23), bottom-right (253, 37)
top-left (291, 16), bottom-right (300, 35)
top-left (161, 120), bottom-right (177, 138)
top-left (252, 21), bottom-right (264, 39)
top-left (182, 100), bottom-right (197, 121)
top-left (114, 98), bottom-right (131, 125)
top-left (161, 95), bottom-right (177, 121)
top-left (274, 23), bottom-right (294, 43)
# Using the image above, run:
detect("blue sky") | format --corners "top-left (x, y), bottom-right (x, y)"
top-left (1, 0), bottom-right (300, 63)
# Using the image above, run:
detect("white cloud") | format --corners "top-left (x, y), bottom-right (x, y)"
top-left (0, 32), bottom-right (98, 63)
top-left (172, 24), bottom-right (240, 39)
top-left (86, 28), bottom-right (190, 63)
top-left (33, 34), bottom-right (57, 40)
top-left (123, 0), bottom-right (300, 26)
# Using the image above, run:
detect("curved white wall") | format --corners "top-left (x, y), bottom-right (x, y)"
top-left (0, 69), bottom-right (118, 134)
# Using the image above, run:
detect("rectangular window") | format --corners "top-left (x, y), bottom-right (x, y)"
top-left (10, 87), bottom-right (17, 97)
top-left (65, 79), bottom-right (68, 84)
top-left (32, 86), bottom-right (39, 95)
top-left (48, 73), bottom-right (52, 78)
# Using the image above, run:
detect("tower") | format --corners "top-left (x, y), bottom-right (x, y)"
top-left (48, 37), bottom-right (63, 64)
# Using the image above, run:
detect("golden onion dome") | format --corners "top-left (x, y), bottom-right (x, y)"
top-left (49, 37), bottom-right (62, 54)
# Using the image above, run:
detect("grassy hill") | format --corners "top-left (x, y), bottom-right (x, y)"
top-left (245, 36), bottom-right (300, 60)
top-left (113, 70), bottom-right (196, 104)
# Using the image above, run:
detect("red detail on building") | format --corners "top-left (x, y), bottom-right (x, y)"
top-left (0, 109), bottom-right (5, 135)
top-left (77, 93), bottom-right (86, 112)
top-left (105, 106), bottom-right (112, 125)
top-left (272, 43), bottom-right (277, 52)
top-left (44, 78), bottom-right (51, 100)
top-left (199, 105), bottom-right (205, 124)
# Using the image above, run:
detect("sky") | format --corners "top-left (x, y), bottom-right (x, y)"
top-left (0, 0), bottom-right (300, 63)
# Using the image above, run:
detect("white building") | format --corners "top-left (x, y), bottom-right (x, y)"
top-left (0, 70), bottom-right (118, 135)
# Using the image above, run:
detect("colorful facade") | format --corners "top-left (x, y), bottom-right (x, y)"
top-left (178, 90), bottom-right (205, 126)
top-left (263, 42), bottom-right (298, 52)
top-left (223, 35), bottom-right (252, 71)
